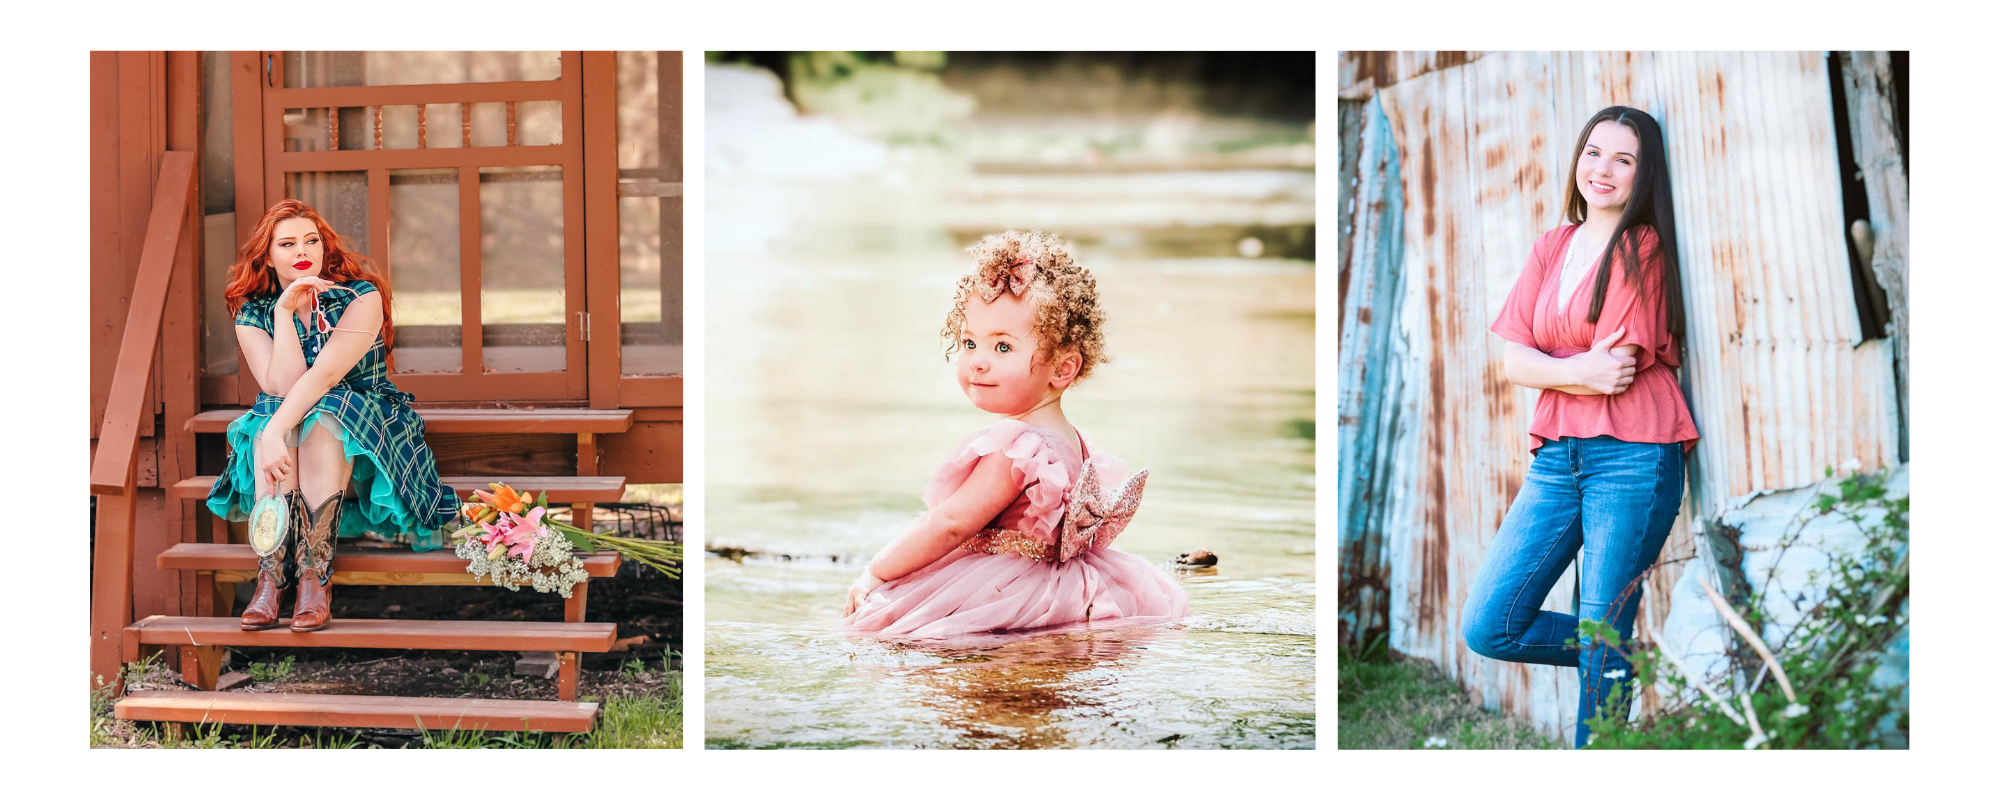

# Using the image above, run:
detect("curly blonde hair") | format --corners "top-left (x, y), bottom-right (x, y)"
top-left (941, 230), bottom-right (1107, 384)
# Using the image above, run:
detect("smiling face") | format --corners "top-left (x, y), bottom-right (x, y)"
top-left (267, 216), bottom-right (326, 284)
top-left (1574, 120), bottom-right (1641, 217)
top-left (956, 292), bottom-right (1070, 415)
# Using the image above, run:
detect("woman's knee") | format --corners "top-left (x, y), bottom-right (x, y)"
top-left (297, 420), bottom-right (352, 497)
top-left (299, 421), bottom-right (349, 464)
top-left (1460, 593), bottom-right (1516, 660)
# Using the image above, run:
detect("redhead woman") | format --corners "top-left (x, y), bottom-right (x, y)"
top-left (1460, 107), bottom-right (1700, 748)
top-left (205, 199), bottom-right (458, 632)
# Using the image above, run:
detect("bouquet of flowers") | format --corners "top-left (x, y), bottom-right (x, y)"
top-left (450, 482), bottom-right (683, 597)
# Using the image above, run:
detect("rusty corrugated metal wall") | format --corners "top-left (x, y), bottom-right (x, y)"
top-left (1336, 51), bottom-right (1903, 743)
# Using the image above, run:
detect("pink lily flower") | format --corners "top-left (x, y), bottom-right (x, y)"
top-left (501, 507), bottom-right (547, 561)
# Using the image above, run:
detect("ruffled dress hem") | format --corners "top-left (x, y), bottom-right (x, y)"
top-left (205, 405), bottom-right (450, 552)
top-left (844, 420), bottom-right (1188, 638)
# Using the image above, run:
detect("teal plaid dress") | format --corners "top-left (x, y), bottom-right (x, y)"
top-left (205, 279), bottom-right (458, 550)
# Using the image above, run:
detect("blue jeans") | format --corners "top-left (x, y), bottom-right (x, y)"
top-left (1461, 435), bottom-right (1684, 748)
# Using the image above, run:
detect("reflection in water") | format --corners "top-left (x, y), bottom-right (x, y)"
top-left (874, 627), bottom-right (1171, 750)
top-left (704, 84), bottom-right (1315, 746)
top-left (705, 240), bottom-right (1317, 748)
top-left (704, 560), bottom-right (1317, 749)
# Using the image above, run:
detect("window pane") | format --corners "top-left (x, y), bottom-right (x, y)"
top-left (283, 171), bottom-right (369, 256)
top-left (467, 101), bottom-right (562, 148)
top-left (619, 195), bottom-right (680, 376)
top-left (388, 169), bottom-right (462, 375)
top-left (615, 52), bottom-right (682, 377)
top-left (616, 51), bottom-right (659, 170)
top-left (376, 104), bottom-right (465, 150)
top-left (284, 51), bottom-right (560, 88)
top-left (479, 166), bottom-right (566, 373)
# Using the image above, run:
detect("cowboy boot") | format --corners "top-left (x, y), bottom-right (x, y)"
top-left (240, 489), bottom-right (303, 631)
top-left (291, 493), bottom-right (341, 632)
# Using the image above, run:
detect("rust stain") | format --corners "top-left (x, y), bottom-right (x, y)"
top-left (1358, 306), bottom-right (1372, 324)
top-left (1421, 137), bottom-right (1438, 236)
top-left (1344, 51), bottom-right (1900, 742)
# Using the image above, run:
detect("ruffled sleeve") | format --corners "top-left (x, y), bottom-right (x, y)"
top-left (1591, 226), bottom-right (1677, 373)
top-left (1490, 227), bottom-right (1561, 348)
top-left (922, 419), bottom-right (1072, 543)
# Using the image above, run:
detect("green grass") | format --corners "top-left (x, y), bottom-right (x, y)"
top-left (1338, 636), bottom-right (1558, 750)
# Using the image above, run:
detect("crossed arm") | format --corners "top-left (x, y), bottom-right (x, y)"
top-left (842, 453), bottom-right (1020, 616)
top-left (1502, 330), bottom-right (1642, 397)
top-left (236, 287), bottom-right (385, 484)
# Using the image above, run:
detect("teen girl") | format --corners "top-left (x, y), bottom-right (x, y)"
top-left (206, 199), bottom-right (458, 632)
top-left (1461, 107), bottom-right (1700, 748)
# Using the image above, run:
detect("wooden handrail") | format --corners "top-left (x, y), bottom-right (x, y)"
top-left (89, 151), bottom-right (195, 496)
top-left (90, 150), bottom-right (194, 690)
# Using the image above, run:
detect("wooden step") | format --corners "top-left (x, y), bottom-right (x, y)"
top-left (171, 474), bottom-right (628, 504)
top-left (188, 407), bottom-right (632, 435)
top-left (116, 690), bottom-right (598, 733)
top-left (125, 615), bottom-right (617, 652)
top-left (156, 543), bottom-right (622, 584)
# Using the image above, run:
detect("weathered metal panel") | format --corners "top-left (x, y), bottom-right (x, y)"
top-left (1838, 51), bottom-right (1909, 460)
top-left (1339, 51), bottom-right (1903, 744)
top-left (1337, 51), bottom-right (1490, 100)
top-left (1336, 96), bottom-right (1404, 645)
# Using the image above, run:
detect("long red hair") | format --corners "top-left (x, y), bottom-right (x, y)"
top-left (224, 199), bottom-right (396, 348)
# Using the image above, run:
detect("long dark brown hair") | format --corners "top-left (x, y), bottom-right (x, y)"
top-left (1563, 106), bottom-right (1684, 340)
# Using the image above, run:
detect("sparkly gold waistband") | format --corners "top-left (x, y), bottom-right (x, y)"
top-left (957, 527), bottom-right (1056, 563)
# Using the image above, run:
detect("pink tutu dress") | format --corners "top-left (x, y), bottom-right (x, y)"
top-left (844, 420), bottom-right (1189, 638)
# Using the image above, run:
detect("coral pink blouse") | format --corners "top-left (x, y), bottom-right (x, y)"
top-left (1490, 224), bottom-right (1699, 456)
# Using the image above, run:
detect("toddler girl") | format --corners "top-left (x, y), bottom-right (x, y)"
top-left (841, 231), bottom-right (1189, 637)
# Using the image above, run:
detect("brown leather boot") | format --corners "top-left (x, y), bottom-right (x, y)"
top-left (241, 489), bottom-right (303, 631)
top-left (291, 493), bottom-right (341, 632)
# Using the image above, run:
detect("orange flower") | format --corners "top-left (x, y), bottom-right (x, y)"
top-left (493, 485), bottom-right (524, 513)
top-left (474, 483), bottom-right (526, 514)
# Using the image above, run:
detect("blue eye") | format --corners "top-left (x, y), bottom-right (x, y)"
top-left (996, 342), bottom-right (1012, 353)
top-left (962, 339), bottom-right (976, 351)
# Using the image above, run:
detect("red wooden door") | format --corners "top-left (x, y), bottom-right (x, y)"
top-left (233, 51), bottom-right (589, 404)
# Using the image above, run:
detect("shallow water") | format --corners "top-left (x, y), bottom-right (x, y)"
top-left (704, 228), bottom-right (1316, 749)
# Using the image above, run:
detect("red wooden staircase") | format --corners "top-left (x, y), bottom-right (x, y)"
top-left (112, 406), bottom-right (638, 734)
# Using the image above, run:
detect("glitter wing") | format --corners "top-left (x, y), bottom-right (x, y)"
top-left (1056, 460), bottom-right (1149, 562)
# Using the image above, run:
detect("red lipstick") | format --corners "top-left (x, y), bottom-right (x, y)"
top-left (293, 260), bottom-right (313, 271)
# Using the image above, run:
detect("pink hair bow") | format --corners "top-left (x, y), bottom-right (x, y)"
top-left (978, 258), bottom-right (1036, 303)
top-left (1056, 461), bottom-right (1149, 563)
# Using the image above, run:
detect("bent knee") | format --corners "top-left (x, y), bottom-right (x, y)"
top-left (1460, 601), bottom-right (1512, 660)
top-left (298, 418), bottom-right (349, 459)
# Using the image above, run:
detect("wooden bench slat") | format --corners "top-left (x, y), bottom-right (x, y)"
top-left (157, 543), bottom-right (622, 578)
top-left (116, 690), bottom-right (598, 732)
top-left (170, 475), bottom-right (627, 504)
top-left (126, 616), bottom-right (617, 652)
top-left (187, 407), bottom-right (633, 434)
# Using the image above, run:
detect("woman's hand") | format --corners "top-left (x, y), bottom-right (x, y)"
top-left (255, 428), bottom-right (294, 489)
top-left (275, 276), bottom-right (334, 314)
top-left (1568, 327), bottom-right (1638, 395)
top-left (843, 570), bottom-right (886, 617)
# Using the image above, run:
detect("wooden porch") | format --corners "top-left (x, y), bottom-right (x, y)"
top-left (89, 51), bottom-right (682, 734)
